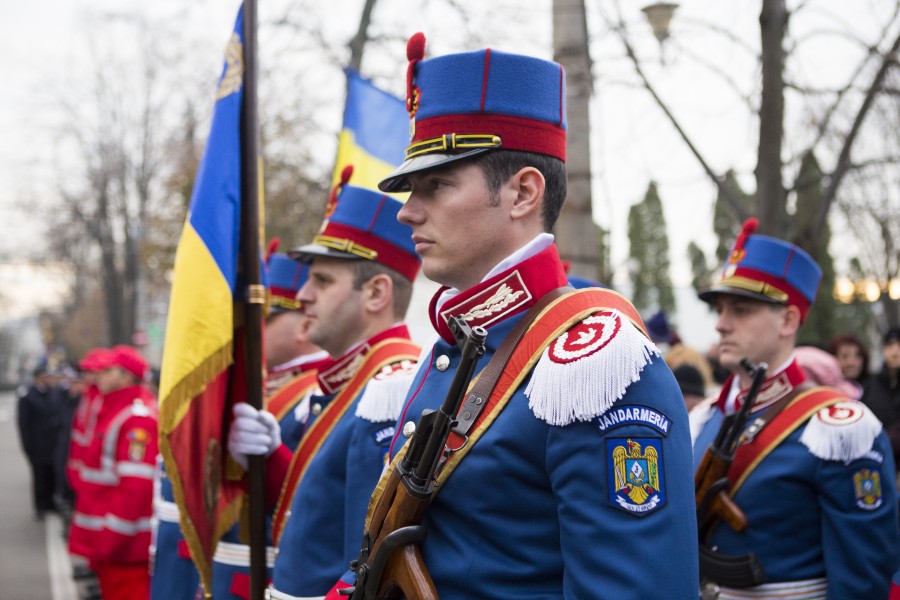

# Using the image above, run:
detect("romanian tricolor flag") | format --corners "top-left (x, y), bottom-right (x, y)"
top-left (158, 7), bottom-right (248, 593)
top-left (331, 67), bottom-right (409, 192)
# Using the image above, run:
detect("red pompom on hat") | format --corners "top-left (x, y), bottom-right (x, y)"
top-left (265, 237), bottom-right (281, 262)
top-left (108, 345), bottom-right (149, 380)
top-left (324, 165), bottom-right (354, 220)
top-left (729, 217), bottom-right (758, 264)
top-left (406, 32), bottom-right (426, 117)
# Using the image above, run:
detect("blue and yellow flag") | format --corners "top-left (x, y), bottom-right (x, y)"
top-left (158, 7), bottom-right (247, 593)
top-left (331, 67), bottom-right (408, 191)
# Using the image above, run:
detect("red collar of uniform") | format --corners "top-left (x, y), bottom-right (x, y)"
top-left (429, 245), bottom-right (568, 345)
top-left (316, 324), bottom-right (412, 395)
top-left (266, 352), bottom-right (332, 396)
top-left (716, 359), bottom-right (806, 414)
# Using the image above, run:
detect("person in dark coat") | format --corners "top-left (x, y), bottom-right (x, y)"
top-left (17, 362), bottom-right (64, 519)
top-left (863, 326), bottom-right (900, 489)
top-left (54, 365), bottom-right (83, 524)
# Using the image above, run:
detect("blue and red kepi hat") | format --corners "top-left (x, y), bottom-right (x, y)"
top-left (290, 166), bottom-right (421, 282)
top-left (699, 218), bottom-right (822, 321)
top-left (265, 238), bottom-right (307, 314)
top-left (379, 32), bottom-right (567, 193)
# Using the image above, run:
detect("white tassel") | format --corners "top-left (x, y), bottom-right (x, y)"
top-left (355, 371), bottom-right (417, 423)
top-left (526, 310), bottom-right (659, 426)
top-left (799, 400), bottom-right (883, 462)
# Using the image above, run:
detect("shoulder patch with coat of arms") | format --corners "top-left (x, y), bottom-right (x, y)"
top-left (526, 309), bottom-right (659, 426)
top-left (608, 437), bottom-right (667, 516)
top-left (798, 399), bottom-right (883, 462)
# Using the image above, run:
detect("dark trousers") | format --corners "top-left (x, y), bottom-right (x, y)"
top-left (29, 459), bottom-right (57, 514)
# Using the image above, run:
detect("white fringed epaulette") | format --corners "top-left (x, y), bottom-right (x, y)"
top-left (355, 365), bottom-right (418, 424)
top-left (799, 400), bottom-right (883, 462)
top-left (526, 309), bottom-right (659, 426)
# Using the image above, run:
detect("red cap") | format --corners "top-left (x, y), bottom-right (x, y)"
top-left (79, 348), bottom-right (112, 372)
top-left (108, 345), bottom-right (148, 379)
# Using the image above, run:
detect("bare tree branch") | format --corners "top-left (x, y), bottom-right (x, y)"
top-left (348, 0), bottom-right (378, 72)
top-left (601, 0), bottom-right (749, 223)
top-left (800, 26), bottom-right (900, 245)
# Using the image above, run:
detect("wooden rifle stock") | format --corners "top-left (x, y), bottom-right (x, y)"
top-left (344, 317), bottom-right (487, 599)
top-left (695, 359), bottom-right (767, 541)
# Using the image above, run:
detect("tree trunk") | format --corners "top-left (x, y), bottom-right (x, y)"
top-left (553, 0), bottom-right (598, 281)
top-left (348, 0), bottom-right (378, 73)
top-left (755, 0), bottom-right (788, 236)
top-left (96, 187), bottom-right (125, 345)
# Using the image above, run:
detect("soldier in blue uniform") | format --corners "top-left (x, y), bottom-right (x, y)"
top-left (228, 169), bottom-right (422, 600)
top-left (210, 250), bottom-right (330, 600)
top-left (149, 455), bottom-right (199, 600)
top-left (693, 218), bottom-right (899, 599)
top-left (151, 249), bottom-right (327, 600)
top-left (329, 33), bottom-right (699, 599)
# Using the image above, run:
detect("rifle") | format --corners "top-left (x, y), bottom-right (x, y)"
top-left (694, 358), bottom-right (767, 540)
top-left (694, 358), bottom-right (767, 588)
top-left (342, 316), bottom-right (487, 600)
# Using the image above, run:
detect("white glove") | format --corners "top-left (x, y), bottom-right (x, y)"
top-left (227, 403), bottom-right (281, 470)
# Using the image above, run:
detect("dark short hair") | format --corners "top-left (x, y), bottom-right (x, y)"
top-left (473, 150), bottom-right (567, 232)
top-left (351, 260), bottom-right (413, 320)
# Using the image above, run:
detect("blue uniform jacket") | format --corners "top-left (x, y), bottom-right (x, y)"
top-left (150, 459), bottom-right (200, 600)
top-left (386, 311), bottom-right (699, 599)
top-left (211, 399), bottom-right (310, 600)
top-left (695, 399), bottom-right (899, 598)
top-left (271, 389), bottom-right (397, 596)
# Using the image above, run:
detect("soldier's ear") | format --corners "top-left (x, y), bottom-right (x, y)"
top-left (508, 166), bottom-right (544, 222)
top-left (780, 304), bottom-right (802, 338)
top-left (361, 273), bottom-right (392, 314)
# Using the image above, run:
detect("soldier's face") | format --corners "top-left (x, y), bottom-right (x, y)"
top-left (711, 295), bottom-right (790, 373)
top-left (399, 160), bottom-right (512, 291)
top-left (295, 257), bottom-right (366, 358)
top-left (264, 310), bottom-right (308, 370)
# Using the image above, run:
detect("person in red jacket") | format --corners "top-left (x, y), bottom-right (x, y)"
top-left (68, 345), bottom-right (158, 600)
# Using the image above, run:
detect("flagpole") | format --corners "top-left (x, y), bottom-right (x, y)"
top-left (239, 1), bottom-right (267, 599)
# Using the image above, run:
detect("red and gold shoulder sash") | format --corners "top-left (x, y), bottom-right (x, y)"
top-left (266, 371), bottom-right (319, 422)
top-left (272, 338), bottom-right (419, 544)
top-left (440, 288), bottom-right (648, 482)
top-left (366, 289), bottom-right (647, 527)
top-left (728, 387), bottom-right (844, 495)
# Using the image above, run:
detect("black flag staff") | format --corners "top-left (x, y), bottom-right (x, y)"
top-left (238, 1), bottom-right (266, 599)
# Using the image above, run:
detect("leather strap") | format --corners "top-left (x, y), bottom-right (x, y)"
top-left (739, 381), bottom-right (814, 445)
top-left (451, 287), bottom-right (570, 437)
top-left (728, 386), bottom-right (845, 496)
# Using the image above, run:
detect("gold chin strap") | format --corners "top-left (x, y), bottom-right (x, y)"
top-left (719, 276), bottom-right (789, 303)
top-left (406, 133), bottom-right (501, 159)
top-left (313, 235), bottom-right (378, 260)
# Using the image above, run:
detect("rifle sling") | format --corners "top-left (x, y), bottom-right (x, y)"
top-left (736, 381), bottom-right (814, 447)
top-left (451, 286), bottom-right (570, 438)
top-left (728, 385), bottom-right (844, 497)
top-left (699, 382), bottom-right (813, 541)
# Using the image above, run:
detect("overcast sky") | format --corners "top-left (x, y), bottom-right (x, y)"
top-left (1, 0), bottom-right (896, 350)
